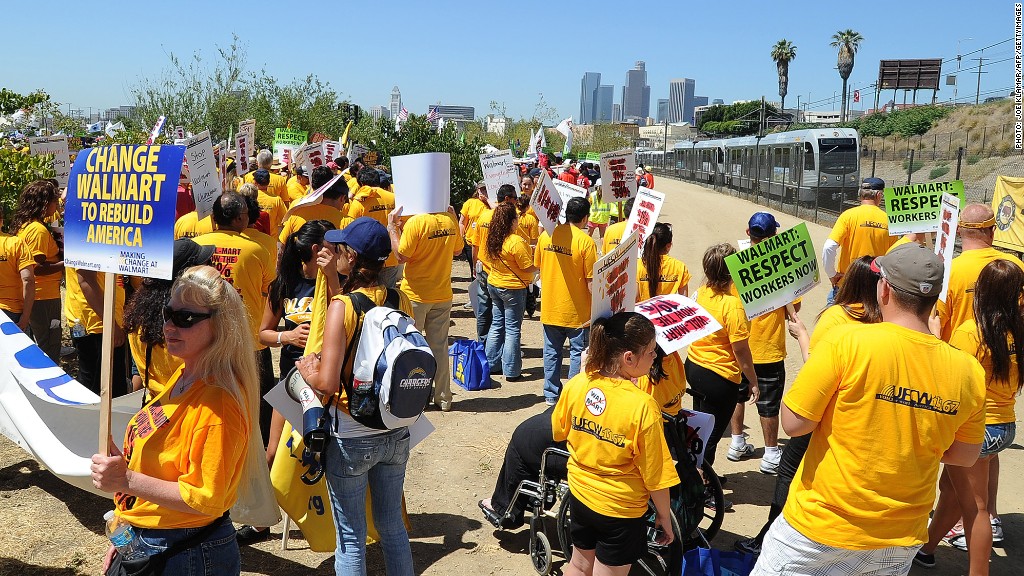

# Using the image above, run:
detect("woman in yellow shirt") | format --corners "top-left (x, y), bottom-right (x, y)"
top-left (91, 265), bottom-right (269, 575)
top-left (552, 311), bottom-right (679, 575)
top-left (684, 243), bottom-right (759, 467)
top-left (918, 260), bottom-right (1024, 573)
top-left (12, 180), bottom-right (64, 362)
top-left (637, 223), bottom-right (690, 301)
top-left (483, 203), bottom-right (538, 380)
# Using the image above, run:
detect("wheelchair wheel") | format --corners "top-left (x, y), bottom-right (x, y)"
top-left (695, 462), bottom-right (725, 544)
top-left (529, 529), bottom-right (553, 575)
top-left (556, 493), bottom-right (573, 561)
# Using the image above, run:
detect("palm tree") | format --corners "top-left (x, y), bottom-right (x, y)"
top-left (771, 40), bottom-right (797, 118)
top-left (831, 29), bottom-right (864, 122)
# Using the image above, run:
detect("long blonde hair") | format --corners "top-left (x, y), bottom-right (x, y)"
top-left (171, 266), bottom-right (278, 525)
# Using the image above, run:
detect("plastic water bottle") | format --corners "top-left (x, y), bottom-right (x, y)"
top-left (71, 319), bottom-right (86, 339)
top-left (104, 510), bottom-right (143, 560)
top-left (351, 360), bottom-right (374, 416)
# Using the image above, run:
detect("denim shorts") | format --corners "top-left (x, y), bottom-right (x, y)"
top-left (981, 422), bottom-right (1016, 456)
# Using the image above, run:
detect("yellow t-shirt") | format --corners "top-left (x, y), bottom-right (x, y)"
top-left (461, 198), bottom-right (488, 245)
top-left (516, 211), bottom-right (541, 246)
top-left (243, 228), bottom-right (278, 276)
top-left (174, 212), bottom-right (215, 240)
top-left (64, 270), bottom-right (125, 335)
top-left (193, 231), bottom-right (274, 345)
top-left (257, 190), bottom-right (287, 235)
top-left (636, 255), bottom-right (690, 302)
top-left (552, 372), bottom-right (680, 518)
top-left (637, 351), bottom-right (687, 415)
top-left (397, 212), bottom-right (464, 303)
top-left (17, 221), bottom-right (61, 301)
top-left (828, 204), bottom-right (896, 276)
top-left (749, 299), bottom-right (801, 364)
top-left (483, 234), bottom-right (534, 290)
top-left (0, 233), bottom-right (34, 313)
top-left (937, 247), bottom-right (1024, 342)
top-left (348, 186), bottom-right (398, 267)
top-left (128, 331), bottom-right (183, 399)
top-left (245, 172), bottom-right (288, 199)
top-left (285, 178), bottom-right (309, 206)
top-left (534, 225), bottom-right (597, 328)
top-left (886, 234), bottom-right (919, 254)
top-left (783, 322), bottom-right (986, 549)
top-left (603, 221), bottom-right (627, 254)
top-left (278, 204), bottom-right (353, 244)
top-left (809, 303), bottom-right (865, 352)
top-left (950, 320), bottom-right (1018, 425)
top-left (686, 285), bottom-right (750, 383)
top-left (468, 208), bottom-right (494, 271)
top-left (116, 368), bottom-right (249, 529)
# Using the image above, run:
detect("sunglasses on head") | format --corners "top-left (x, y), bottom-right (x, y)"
top-left (163, 305), bottom-right (213, 328)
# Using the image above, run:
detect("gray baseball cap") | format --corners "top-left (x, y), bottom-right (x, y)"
top-left (870, 243), bottom-right (943, 297)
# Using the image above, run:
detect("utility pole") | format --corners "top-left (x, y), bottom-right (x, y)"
top-left (662, 119), bottom-right (668, 169)
top-left (796, 95), bottom-right (801, 122)
top-left (975, 54), bottom-right (986, 105)
top-left (759, 96), bottom-right (766, 137)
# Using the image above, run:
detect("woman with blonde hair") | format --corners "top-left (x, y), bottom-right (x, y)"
top-left (91, 265), bottom-right (276, 575)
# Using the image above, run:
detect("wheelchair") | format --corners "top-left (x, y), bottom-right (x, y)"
top-left (489, 412), bottom-right (727, 575)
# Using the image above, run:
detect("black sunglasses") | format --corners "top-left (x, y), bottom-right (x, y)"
top-left (163, 305), bottom-right (213, 328)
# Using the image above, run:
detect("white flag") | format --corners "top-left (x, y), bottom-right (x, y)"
top-left (555, 118), bottom-right (573, 154)
top-left (526, 128), bottom-right (537, 156)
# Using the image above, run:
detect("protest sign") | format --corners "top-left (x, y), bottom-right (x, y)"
top-left (591, 231), bottom-right (639, 326)
top-left (623, 187), bottom-right (665, 254)
top-left (294, 142), bottom-right (323, 170)
top-left (678, 409), bottom-right (715, 467)
top-left (936, 192), bottom-right (960, 302)
top-left (322, 140), bottom-right (340, 163)
top-left (184, 131), bottom-right (222, 220)
top-left (239, 119), bottom-right (256, 144)
top-left (146, 116), bottom-right (166, 145)
top-left (29, 136), bottom-right (71, 187)
top-left (725, 223), bottom-right (819, 320)
top-left (737, 238), bottom-right (751, 250)
top-left (286, 174), bottom-right (342, 216)
top-left (530, 171), bottom-right (563, 233)
top-left (392, 153), bottom-right (450, 215)
top-left (634, 294), bottom-right (722, 355)
top-left (174, 126), bottom-right (186, 140)
top-left (479, 150), bottom-right (520, 204)
top-left (65, 144), bottom-right (183, 280)
top-left (347, 143), bottom-right (369, 163)
top-left (882, 180), bottom-right (967, 235)
top-left (599, 148), bottom-right (637, 202)
top-left (279, 146), bottom-right (295, 166)
top-left (274, 128), bottom-right (307, 160)
top-left (552, 178), bottom-right (589, 224)
top-left (234, 132), bottom-right (251, 176)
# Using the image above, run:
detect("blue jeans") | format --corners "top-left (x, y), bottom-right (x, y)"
top-left (325, 427), bottom-right (414, 576)
top-left (982, 422), bottom-right (1016, 456)
top-left (826, 285), bottom-right (838, 306)
top-left (475, 270), bottom-right (492, 344)
top-left (134, 516), bottom-right (238, 575)
top-left (486, 285), bottom-right (527, 377)
top-left (542, 324), bottom-right (589, 402)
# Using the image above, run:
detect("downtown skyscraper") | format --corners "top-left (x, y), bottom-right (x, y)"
top-left (579, 72), bottom-right (601, 124)
top-left (621, 61), bottom-right (651, 123)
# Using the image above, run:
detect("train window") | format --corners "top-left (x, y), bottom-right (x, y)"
top-left (717, 148), bottom-right (725, 164)
top-left (818, 138), bottom-right (857, 173)
top-left (803, 142), bottom-right (815, 171)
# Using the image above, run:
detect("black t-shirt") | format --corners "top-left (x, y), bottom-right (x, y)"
top-left (279, 277), bottom-right (317, 371)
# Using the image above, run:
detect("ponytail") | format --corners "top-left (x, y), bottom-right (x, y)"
top-left (585, 312), bottom-right (656, 375)
top-left (642, 223), bottom-right (673, 298)
top-left (270, 220), bottom-right (334, 314)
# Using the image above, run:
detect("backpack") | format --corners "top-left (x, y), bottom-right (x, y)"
top-left (342, 290), bottom-right (436, 429)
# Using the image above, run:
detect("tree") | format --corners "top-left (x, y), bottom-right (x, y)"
top-left (831, 29), bottom-right (863, 123)
top-left (0, 88), bottom-right (49, 116)
top-left (770, 40), bottom-right (797, 116)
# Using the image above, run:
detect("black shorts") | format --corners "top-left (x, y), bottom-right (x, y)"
top-left (736, 361), bottom-right (786, 417)
top-left (568, 492), bottom-right (647, 567)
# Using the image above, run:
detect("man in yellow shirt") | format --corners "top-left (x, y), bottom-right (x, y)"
top-left (753, 244), bottom-right (986, 575)
top-left (935, 203), bottom-right (1024, 342)
top-left (278, 166), bottom-right (353, 248)
top-left (174, 210), bottom-right (215, 239)
top-left (252, 169), bottom-right (287, 237)
top-left (348, 167), bottom-right (401, 288)
top-left (535, 197), bottom-right (597, 404)
top-left (602, 197), bottom-right (635, 255)
top-left (193, 192), bottom-right (276, 446)
top-left (244, 149), bottom-right (288, 198)
top-left (285, 165), bottom-right (310, 206)
top-left (821, 177), bottom-right (895, 305)
top-left (387, 205), bottom-right (465, 411)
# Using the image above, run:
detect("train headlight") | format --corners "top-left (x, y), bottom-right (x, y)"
top-left (820, 175), bottom-right (828, 183)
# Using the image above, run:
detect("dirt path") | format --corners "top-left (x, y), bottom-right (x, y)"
top-left (0, 177), bottom-right (1020, 575)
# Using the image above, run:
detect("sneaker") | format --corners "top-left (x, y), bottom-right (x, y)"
top-left (727, 442), bottom-right (756, 461)
top-left (236, 525), bottom-right (270, 546)
top-left (545, 398), bottom-right (557, 406)
top-left (60, 345), bottom-right (77, 358)
top-left (942, 526), bottom-right (967, 551)
top-left (704, 495), bottom-right (733, 512)
top-left (734, 537), bottom-right (761, 557)
top-left (992, 516), bottom-right (1004, 544)
top-left (913, 550), bottom-right (936, 568)
top-left (760, 450), bottom-right (782, 474)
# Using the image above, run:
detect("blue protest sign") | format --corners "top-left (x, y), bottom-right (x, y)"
top-left (65, 145), bottom-right (184, 280)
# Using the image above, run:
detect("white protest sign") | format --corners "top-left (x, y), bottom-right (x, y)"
top-left (936, 193), bottom-right (960, 302)
top-left (634, 293), bottom-right (723, 355)
top-left (552, 178), bottom-right (589, 224)
top-left (28, 136), bottom-right (71, 187)
top-left (678, 409), bottom-right (715, 467)
top-left (599, 148), bottom-right (637, 203)
top-left (286, 173), bottom-right (342, 216)
top-left (624, 187), bottom-right (666, 254)
top-left (294, 142), bottom-right (323, 170)
top-left (392, 152), bottom-right (450, 215)
top-left (174, 126), bottom-right (186, 140)
top-left (239, 119), bottom-right (256, 144)
top-left (348, 143), bottom-right (369, 163)
top-left (184, 130), bottom-right (222, 220)
top-left (591, 231), bottom-right (640, 326)
top-left (479, 150), bottom-right (520, 204)
top-left (322, 140), bottom-right (340, 163)
top-left (530, 171), bottom-right (563, 233)
top-left (234, 133), bottom-right (251, 176)
top-left (737, 238), bottom-right (751, 250)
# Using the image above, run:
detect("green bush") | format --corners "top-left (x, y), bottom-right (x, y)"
top-left (929, 165), bottom-right (950, 180)
top-left (967, 154), bottom-right (981, 165)
top-left (902, 158), bottom-right (925, 174)
top-left (849, 105), bottom-right (952, 138)
top-left (0, 148), bottom-right (56, 230)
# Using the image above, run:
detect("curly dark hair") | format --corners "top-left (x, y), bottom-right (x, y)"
top-left (11, 180), bottom-right (58, 232)
top-left (485, 203), bottom-right (519, 262)
top-left (123, 277), bottom-right (173, 346)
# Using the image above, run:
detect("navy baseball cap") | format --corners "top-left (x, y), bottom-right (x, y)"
top-left (862, 177), bottom-right (885, 190)
top-left (324, 217), bottom-right (391, 262)
top-left (748, 212), bottom-right (780, 238)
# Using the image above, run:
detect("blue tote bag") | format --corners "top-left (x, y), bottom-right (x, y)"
top-left (681, 547), bottom-right (755, 576)
top-left (448, 339), bottom-right (490, 391)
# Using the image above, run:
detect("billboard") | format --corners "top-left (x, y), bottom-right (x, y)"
top-left (878, 59), bottom-right (943, 91)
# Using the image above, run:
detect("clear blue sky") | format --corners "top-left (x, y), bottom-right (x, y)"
top-left (3, 0), bottom-right (1016, 122)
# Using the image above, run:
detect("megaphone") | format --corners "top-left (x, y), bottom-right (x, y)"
top-left (284, 368), bottom-right (328, 484)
